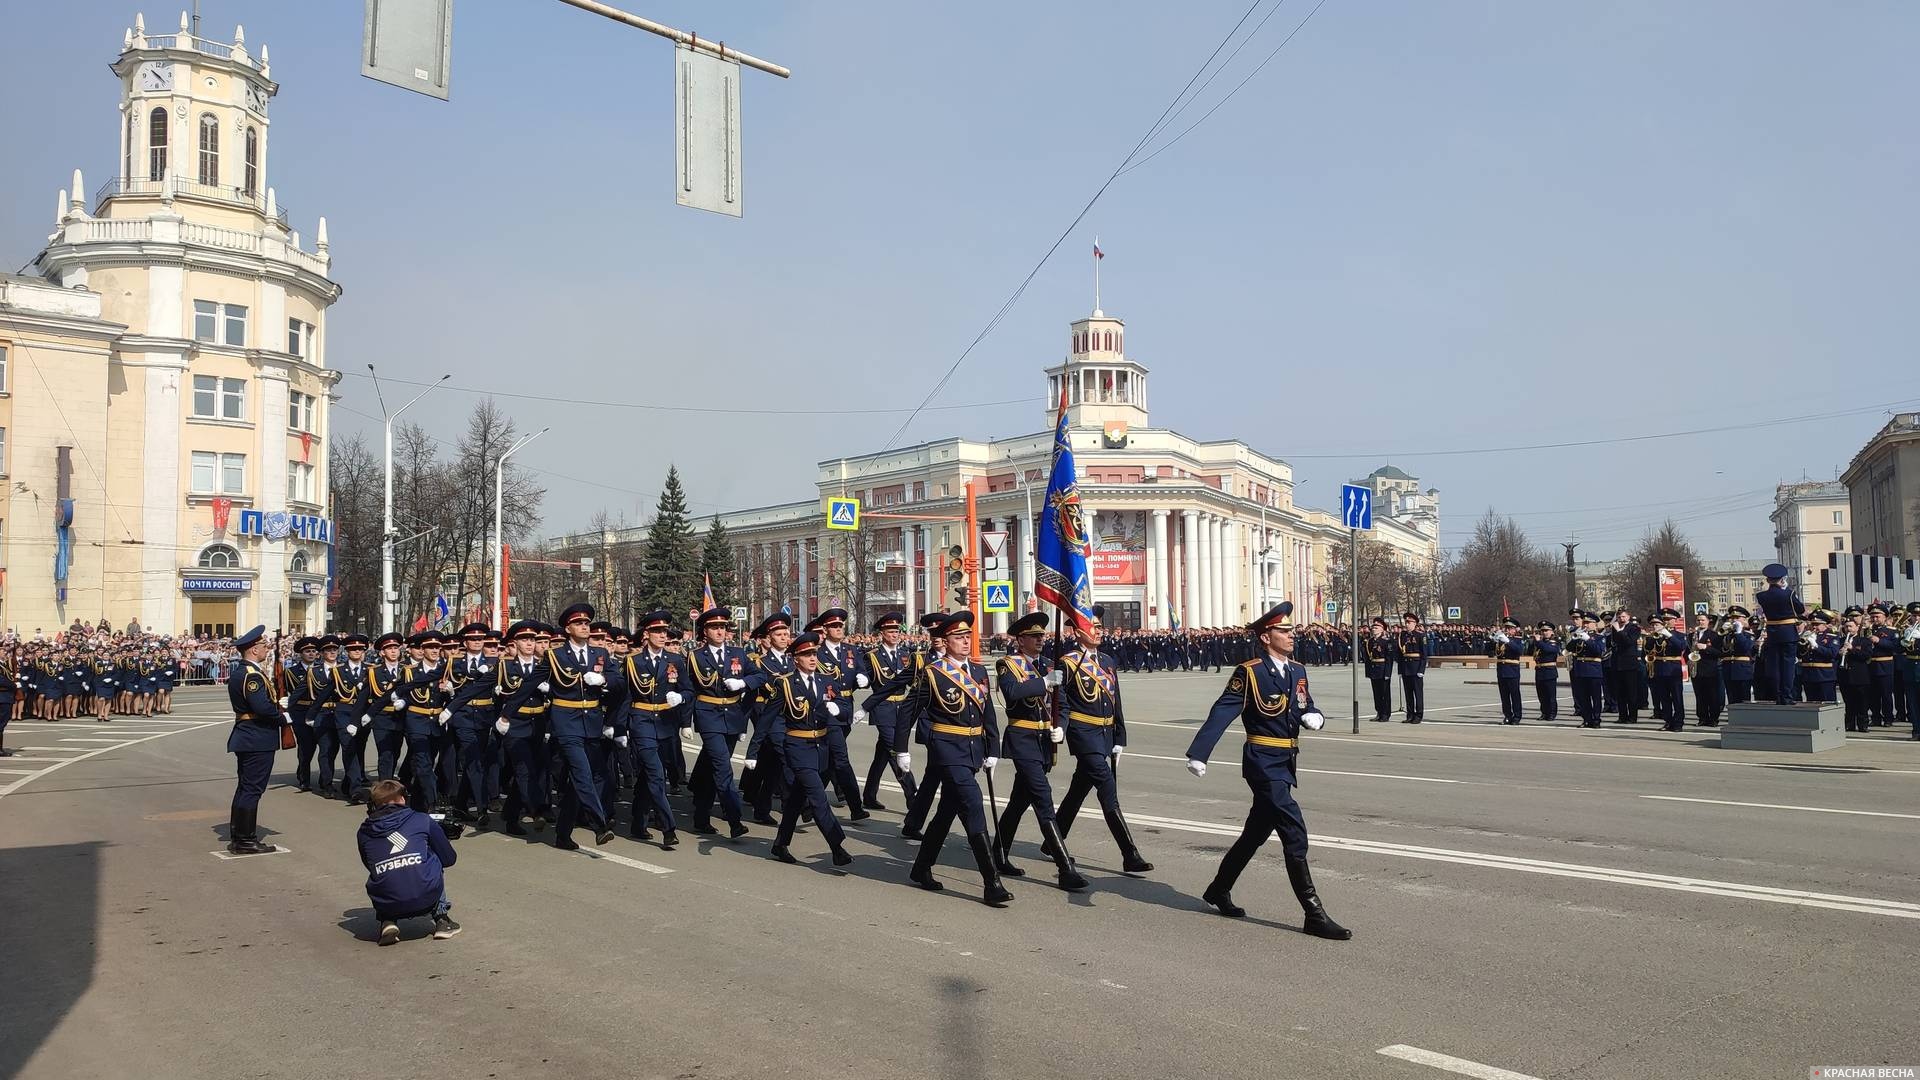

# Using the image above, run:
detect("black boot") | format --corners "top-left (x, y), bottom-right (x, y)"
top-left (1285, 855), bottom-right (1351, 940)
top-left (226, 807), bottom-right (247, 854)
top-left (1201, 884), bottom-right (1246, 918)
top-left (1106, 809), bottom-right (1154, 874)
top-left (1036, 817), bottom-right (1088, 891)
top-left (233, 807), bottom-right (276, 855)
top-left (968, 832), bottom-right (1014, 906)
top-left (993, 833), bottom-right (1026, 877)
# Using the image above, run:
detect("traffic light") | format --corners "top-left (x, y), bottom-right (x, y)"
top-left (953, 585), bottom-right (971, 609)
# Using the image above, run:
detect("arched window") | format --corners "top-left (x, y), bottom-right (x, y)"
top-left (148, 107), bottom-right (168, 181)
top-left (288, 550), bottom-right (310, 574)
top-left (198, 544), bottom-right (241, 569)
top-left (243, 127), bottom-right (258, 196)
top-left (197, 113), bottom-right (218, 186)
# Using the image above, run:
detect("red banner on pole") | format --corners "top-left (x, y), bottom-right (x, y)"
top-left (1090, 551), bottom-right (1146, 585)
top-left (1656, 565), bottom-right (1685, 612)
top-left (210, 496), bottom-right (231, 531)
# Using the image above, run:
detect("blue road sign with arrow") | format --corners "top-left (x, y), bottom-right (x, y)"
top-left (1340, 484), bottom-right (1372, 530)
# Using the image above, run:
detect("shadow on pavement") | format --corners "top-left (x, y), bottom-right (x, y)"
top-left (0, 841), bottom-right (104, 1080)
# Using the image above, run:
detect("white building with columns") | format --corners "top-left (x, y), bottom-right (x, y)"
top-left (0, 13), bottom-right (340, 635)
top-left (550, 304), bottom-right (1440, 634)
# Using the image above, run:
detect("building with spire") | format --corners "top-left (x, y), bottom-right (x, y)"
top-left (549, 271), bottom-right (1442, 634)
top-left (0, 11), bottom-right (341, 635)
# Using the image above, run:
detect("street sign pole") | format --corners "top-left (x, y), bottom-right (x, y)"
top-left (1350, 525), bottom-right (1359, 735)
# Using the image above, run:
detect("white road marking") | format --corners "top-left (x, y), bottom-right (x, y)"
top-left (1640, 795), bottom-right (1920, 820)
top-left (1306, 734), bottom-right (1920, 775)
top-left (1116, 810), bottom-right (1920, 921)
top-left (210, 846), bottom-right (293, 861)
top-left (0, 722), bottom-right (222, 798)
top-left (59, 737), bottom-right (145, 744)
top-left (0, 768), bottom-right (40, 775)
top-left (569, 847), bottom-right (674, 875)
top-left (1123, 749), bottom-right (1466, 785)
top-left (1377, 1044), bottom-right (1543, 1080)
top-left (0, 757), bottom-right (74, 763)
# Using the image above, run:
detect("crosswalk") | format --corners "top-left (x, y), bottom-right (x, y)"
top-left (0, 712), bottom-right (226, 797)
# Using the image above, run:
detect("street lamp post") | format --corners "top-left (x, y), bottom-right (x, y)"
top-left (493, 428), bottom-right (548, 631)
top-left (368, 366), bottom-right (449, 634)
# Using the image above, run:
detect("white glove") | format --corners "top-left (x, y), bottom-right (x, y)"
top-left (277, 696), bottom-right (289, 709)
top-left (853, 707), bottom-right (868, 725)
top-left (438, 708), bottom-right (452, 723)
top-left (601, 725), bottom-right (615, 739)
top-left (895, 753), bottom-right (912, 771)
top-left (358, 713), bottom-right (369, 727)
top-left (494, 718), bottom-right (510, 735)
top-left (300, 716), bottom-right (312, 725)
top-left (438, 679), bottom-right (453, 692)
top-left (855, 673), bottom-right (870, 688)
top-left (744, 758), bottom-right (758, 770)
top-left (723, 677), bottom-right (747, 692)
top-left (1301, 710), bottom-right (1326, 731)
top-left (1186, 759), bottom-right (1207, 777)
top-left (665, 691), bottom-right (683, 708)
top-left (1111, 745), bottom-right (1124, 758)
top-left (1043, 670), bottom-right (1064, 689)
top-left (390, 693), bottom-right (404, 708)
top-left (615, 735), bottom-right (629, 748)
top-left (983, 756), bottom-right (998, 770)
top-left (537, 681), bottom-right (550, 693)
top-left (346, 724), bottom-right (359, 737)
top-left (544, 732), bottom-right (551, 742)
top-left (584, 671), bottom-right (605, 687)
top-left (826, 701), bottom-right (841, 717)
top-left (1050, 726), bottom-right (1065, 744)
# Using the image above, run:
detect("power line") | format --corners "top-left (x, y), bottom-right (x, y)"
top-left (878, 0), bottom-right (1278, 452)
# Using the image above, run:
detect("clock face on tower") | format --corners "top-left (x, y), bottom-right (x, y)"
top-left (137, 61), bottom-right (173, 92)
top-left (245, 81), bottom-right (268, 115)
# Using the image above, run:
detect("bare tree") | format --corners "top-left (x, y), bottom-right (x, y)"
top-left (1443, 510), bottom-right (1563, 624)
top-left (1609, 520), bottom-right (1708, 615)
top-left (326, 431), bottom-right (382, 631)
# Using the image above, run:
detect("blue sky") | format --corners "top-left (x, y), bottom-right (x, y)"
top-left (5, 1), bottom-right (1916, 559)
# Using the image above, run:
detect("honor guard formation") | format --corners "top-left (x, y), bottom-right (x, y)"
top-left (216, 599), bottom-right (1356, 938)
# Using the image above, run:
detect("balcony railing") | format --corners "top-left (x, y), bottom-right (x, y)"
top-left (136, 34), bottom-right (262, 70)
top-left (93, 176), bottom-right (288, 226)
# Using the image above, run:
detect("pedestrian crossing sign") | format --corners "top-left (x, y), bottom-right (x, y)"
top-left (825, 497), bottom-right (860, 531)
top-left (982, 581), bottom-right (1014, 613)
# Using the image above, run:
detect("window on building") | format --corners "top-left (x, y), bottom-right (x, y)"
top-left (194, 300), bottom-right (217, 341)
top-left (1833, 510), bottom-right (1844, 525)
top-left (223, 304), bottom-right (247, 346)
top-left (192, 374), bottom-right (216, 416)
top-left (243, 127), bottom-right (258, 195)
top-left (289, 550), bottom-right (310, 574)
top-left (287, 460), bottom-right (315, 504)
top-left (219, 377), bottom-right (246, 419)
top-left (287, 318), bottom-right (314, 358)
top-left (0, 426), bottom-right (6, 474)
top-left (1834, 536), bottom-right (1845, 551)
top-left (0, 343), bottom-right (7, 392)
top-left (191, 451), bottom-right (246, 494)
top-left (197, 113), bottom-right (219, 186)
top-left (148, 107), bottom-right (168, 180)
top-left (198, 543), bottom-right (241, 569)
top-left (287, 390), bottom-right (315, 433)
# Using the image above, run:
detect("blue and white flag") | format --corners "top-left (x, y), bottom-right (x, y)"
top-left (1034, 385), bottom-right (1095, 633)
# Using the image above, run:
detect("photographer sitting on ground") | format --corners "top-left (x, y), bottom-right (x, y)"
top-left (357, 778), bottom-right (461, 945)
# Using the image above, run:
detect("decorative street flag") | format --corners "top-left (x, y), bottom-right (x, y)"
top-left (702, 573), bottom-right (717, 612)
top-left (1035, 382), bottom-right (1095, 633)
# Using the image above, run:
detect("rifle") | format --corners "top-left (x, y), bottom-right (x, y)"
top-left (272, 626), bottom-right (295, 750)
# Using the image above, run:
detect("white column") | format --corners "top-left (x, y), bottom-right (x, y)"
top-left (797, 537), bottom-right (811, 622)
top-left (1203, 514), bottom-right (1221, 627)
top-left (1150, 509), bottom-right (1170, 630)
top-left (901, 527), bottom-right (916, 627)
top-left (1181, 510), bottom-right (1201, 629)
top-left (1223, 518), bottom-right (1239, 625)
top-left (919, 525), bottom-right (935, 615)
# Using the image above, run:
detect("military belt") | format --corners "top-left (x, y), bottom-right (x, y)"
top-left (930, 723), bottom-right (985, 737)
top-left (1496, 659), bottom-right (1521, 665)
top-left (1009, 719), bottom-right (1052, 731)
top-left (469, 698), bottom-right (495, 707)
top-left (630, 701), bottom-right (673, 712)
top-left (1871, 656), bottom-right (1895, 662)
top-left (1248, 734), bottom-right (1298, 749)
top-left (885, 692), bottom-right (910, 703)
top-left (697, 693), bottom-right (742, 705)
top-left (550, 697), bottom-right (598, 708)
top-left (1767, 618), bottom-right (1798, 625)
top-left (1726, 656), bottom-right (1752, 662)
top-left (1801, 663), bottom-right (1833, 669)
top-left (517, 704), bottom-right (549, 716)
top-left (785, 727), bottom-right (826, 739)
top-left (1066, 710), bottom-right (1114, 727)
top-left (407, 705), bottom-right (440, 716)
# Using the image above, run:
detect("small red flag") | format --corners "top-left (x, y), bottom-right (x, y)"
top-left (1501, 596), bottom-right (1511, 619)
top-left (299, 431), bottom-right (314, 462)
top-left (1093, 242), bottom-right (1103, 260)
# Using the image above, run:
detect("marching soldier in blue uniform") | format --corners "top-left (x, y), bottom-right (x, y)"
top-left (1045, 606), bottom-right (1153, 874)
top-left (898, 611), bottom-right (954, 839)
top-left (1527, 621), bottom-right (1562, 722)
top-left (1754, 564), bottom-right (1806, 706)
top-left (992, 612), bottom-right (1088, 890)
top-left (1720, 606), bottom-right (1756, 705)
top-left (493, 621), bottom-right (553, 835)
top-left (905, 613), bottom-right (1012, 905)
top-left (226, 626), bottom-right (288, 855)
top-left (1864, 604), bottom-right (1899, 725)
top-left (287, 636), bottom-right (322, 791)
top-left (1490, 618), bottom-right (1525, 723)
top-left (535, 603), bottom-right (617, 849)
top-left (367, 632), bottom-right (411, 782)
top-left (1687, 613), bottom-right (1724, 725)
top-left (679, 607), bottom-right (759, 839)
top-left (742, 613), bottom-right (796, 826)
top-left (400, 632), bottom-right (453, 811)
top-left (445, 623), bottom-right (498, 825)
top-left (860, 612), bottom-right (920, 810)
top-left (614, 611), bottom-right (684, 848)
top-left (1568, 612), bottom-right (1606, 727)
top-left (810, 609), bottom-right (870, 818)
top-left (1647, 609), bottom-right (1687, 730)
top-left (1396, 612), bottom-right (1427, 723)
top-left (1184, 603), bottom-right (1350, 939)
top-left (1363, 618), bottom-right (1395, 722)
top-left (324, 634), bottom-right (372, 800)
top-left (747, 632), bottom-right (856, 868)
top-left (1605, 610), bottom-right (1644, 723)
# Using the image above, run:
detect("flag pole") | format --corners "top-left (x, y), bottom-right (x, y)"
top-left (1093, 236), bottom-right (1101, 315)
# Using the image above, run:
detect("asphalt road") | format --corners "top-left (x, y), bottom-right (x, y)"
top-left (3, 668), bottom-right (1916, 1080)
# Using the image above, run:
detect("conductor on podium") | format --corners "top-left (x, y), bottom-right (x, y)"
top-left (1755, 564), bottom-right (1806, 706)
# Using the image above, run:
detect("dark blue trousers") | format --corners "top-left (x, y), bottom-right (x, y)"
top-left (551, 735), bottom-right (608, 838)
top-left (1762, 637), bottom-right (1798, 706)
top-left (1207, 774), bottom-right (1309, 895)
top-left (689, 731), bottom-right (743, 828)
top-left (775, 760), bottom-right (846, 852)
top-left (499, 734), bottom-right (550, 819)
top-left (996, 754), bottom-right (1059, 843)
top-left (822, 723), bottom-right (863, 806)
top-left (291, 710), bottom-right (318, 788)
top-left (627, 734), bottom-right (676, 833)
top-left (231, 750), bottom-right (274, 811)
top-left (453, 726), bottom-right (491, 812)
top-left (373, 728), bottom-right (404, 779)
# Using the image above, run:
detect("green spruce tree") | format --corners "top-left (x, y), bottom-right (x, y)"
top-left (639, 465), bottom-right (700, 616)
top-left (699, 515), bottom-right (738, 609)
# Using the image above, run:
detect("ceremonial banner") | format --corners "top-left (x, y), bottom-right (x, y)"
top-left (1035, 383), bottom-right (1095, 632)
top-left (1657, 565), bottom-right (1685, 612)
